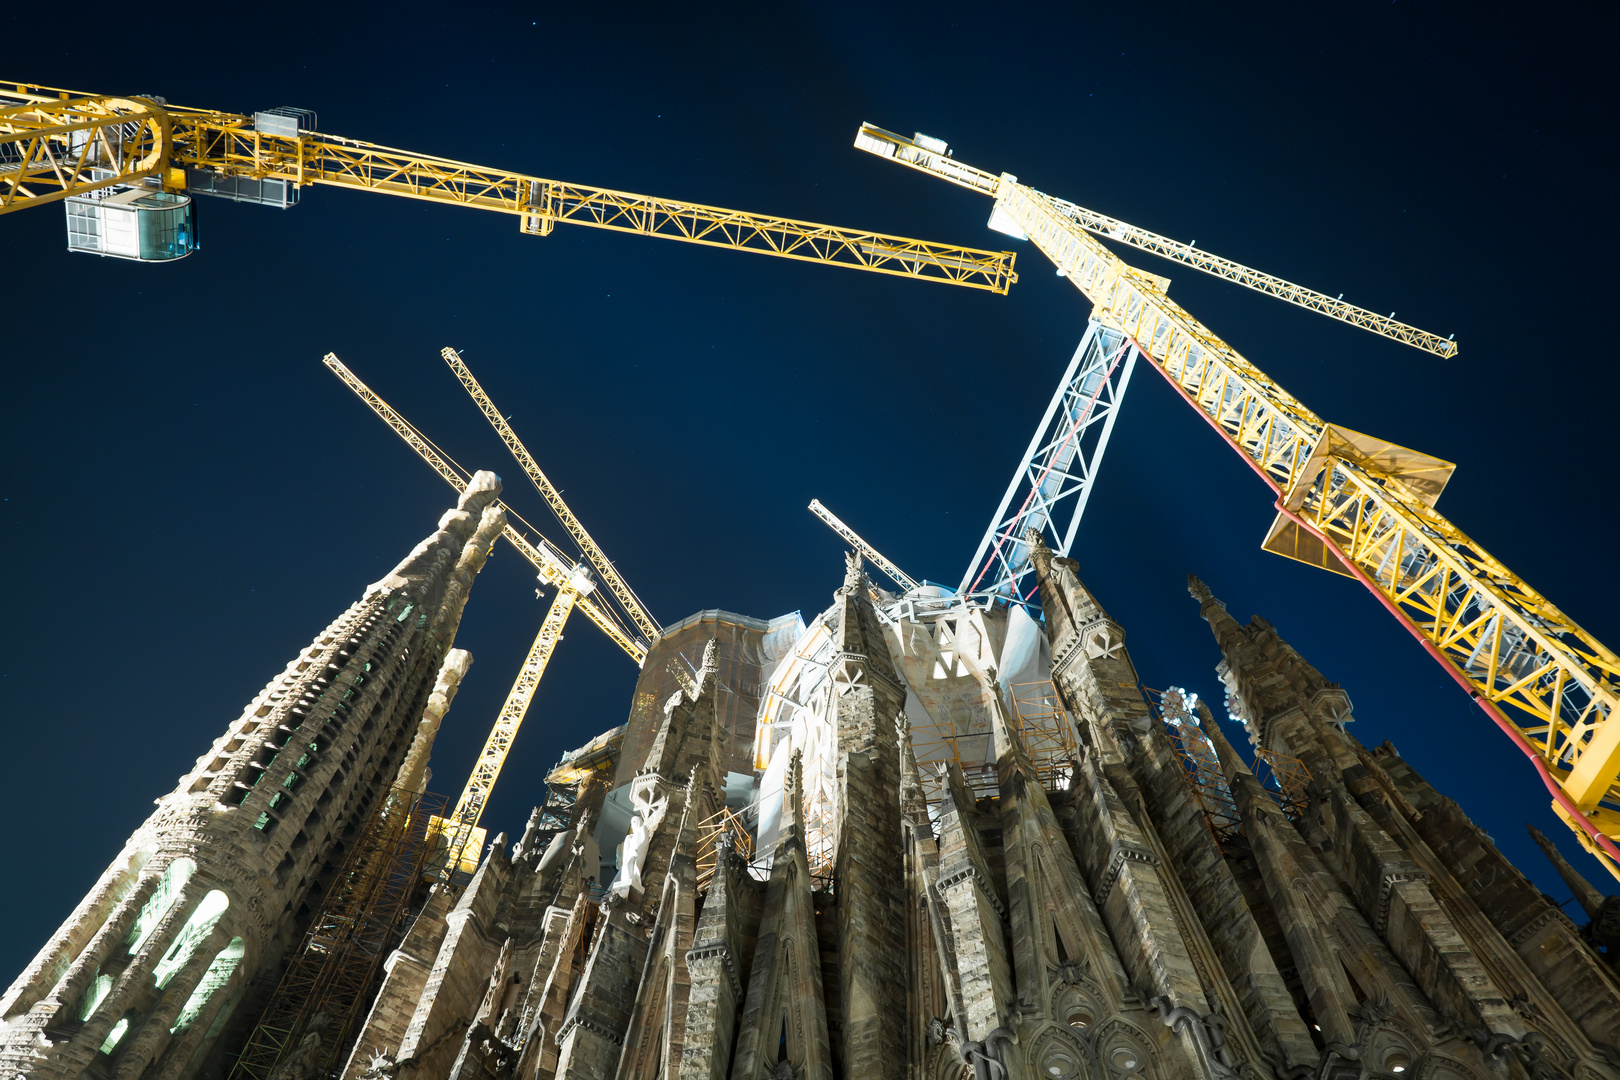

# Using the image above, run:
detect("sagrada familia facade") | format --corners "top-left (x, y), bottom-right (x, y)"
top-left (3, 478), bottom-right (1618, 1080)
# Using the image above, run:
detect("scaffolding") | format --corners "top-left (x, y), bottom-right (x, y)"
top-left (1254, 747), bottom-right (1312, 821)
top-left (1008, 679), bottom-right (1080, 792)
top-left (1148, 688), bottom-right (1315, 843)
top-left (694, 807), bottom-right (757, 894)
top-left (227, 788), bottom-right (446, 1080)
top-left (1149, 688), bottom-right (1243, 845)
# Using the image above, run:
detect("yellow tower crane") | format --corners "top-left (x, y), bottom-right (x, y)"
top-left (323, 353), bottom-right (650, 870)
top-left (855, 124), bottom-right (1620, 879)
top-left (0, 82), bottom-right (1015, 292)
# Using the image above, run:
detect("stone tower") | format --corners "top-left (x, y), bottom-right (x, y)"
top-left (0, 473), bottom-right (507, 1080)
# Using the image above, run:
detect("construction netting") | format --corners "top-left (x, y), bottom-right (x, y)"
top-left (612, 609), bottom-right (803, 787)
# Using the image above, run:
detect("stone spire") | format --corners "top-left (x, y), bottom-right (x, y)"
top-left (1528, 825), bottom-right (1610, 919)
top-left (1189, 574), bottom-right (1345, 753)
top-left (933, 758), bottom-right (1013, 1045)
top-left (555, 640), bottom-right (731, 1079)
top-left (0, 472), bottom-right (507, 1080)
top-left (827, 555), bottom-right (909, 1079)
top-left (391, 648), bottom-right (472, 795)
top-left (1026, 527), bottom-right (1111, 651)
top-left (732, 751), bottom-right (833, 1079)
top-left (1202, 716), bottom-right (1358, 1059)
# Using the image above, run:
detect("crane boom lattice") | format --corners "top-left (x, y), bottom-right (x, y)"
top-left (441, 347), bottom-right (660, 646)
top-left (322, 352), bottom-right (646, 665)
top-left (438, 589), bottom-right (579, 870)
top-left (2, 84), bottom-right (1017, 293)
top-left (808, 499), bottom-right (918, 593)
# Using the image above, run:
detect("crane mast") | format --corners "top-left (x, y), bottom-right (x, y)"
top-left (855, 124), bottom-right (1620, 878)
top-left (440, 582), bottom-right (582, 871)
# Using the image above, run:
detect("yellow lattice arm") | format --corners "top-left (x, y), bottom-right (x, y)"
top-left (855, 123), bottom-right (1455, 355)
top-left (447, 588), bottom-right (578, 834)
top-left (1013, 184), bottom-right (1620, 877)
top-left (441, 348), bottom-right (661, 645)
top-left (322, 353), bottom-right (647, 665)
top-left (857, 125), bottom-right (1620, 877)
top-left (2, 85), bottom-right (1017, 291)
top-left (0, 88), bottom-right (170, 211)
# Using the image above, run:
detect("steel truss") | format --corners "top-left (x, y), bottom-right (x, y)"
top-left (227, 788), bottom-right (446, 1080)
top-left (960, 319), bottom-right (1138, 600)
top-left (2, 85), bottom-right (1018, 295)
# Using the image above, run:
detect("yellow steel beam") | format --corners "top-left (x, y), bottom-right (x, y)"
top-left (441, 347), bottom-right (661, 646)
top-left (854, 124), bottom-right (1455, 356)
top-left (0, 88), bottom-right (170, 212)
top-left (0, 84), bottom-right (1017, 292)
top-left (857, 125), bottom-right (1620, 879)
top-left (322, 352), bottom-right (647, 665)
top-left (445, 587), bottom-right (578, 852)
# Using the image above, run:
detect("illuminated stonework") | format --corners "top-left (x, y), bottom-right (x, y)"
top-left (0, 474), bottom-right (507, 1080)
top-left (330, 541), bottom-right (1620, 1080)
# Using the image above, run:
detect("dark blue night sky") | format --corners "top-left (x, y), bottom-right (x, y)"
top-left (2, 2), bottom-right (1614, 978)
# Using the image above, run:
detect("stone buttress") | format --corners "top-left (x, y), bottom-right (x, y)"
top-left (828, 552), bottom-right (911, 1079)
top-left (729, 751), bottom-right (833, 1080)
top-left (25, 537), bottom-right (1620, 1080)
top-left (1028, 533), bottom-right (1257, 1080)
top-left (550, 640), bottom-right (729, 1079)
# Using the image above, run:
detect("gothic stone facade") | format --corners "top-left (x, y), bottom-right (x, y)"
top-left (338, 543), bottom-right (1620, 1080)
top-left (0, 474), bottom-right (508, 1080)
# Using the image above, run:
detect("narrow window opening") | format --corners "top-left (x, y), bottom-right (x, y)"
top-left (153, 890), bottom-right (229, 988)
top-left (99, 1014), bottom-right (132, 1054)
top-left (126, 858), bottom-right (195, 956)
top-left (77, 971), bottom-right (112, 1020)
